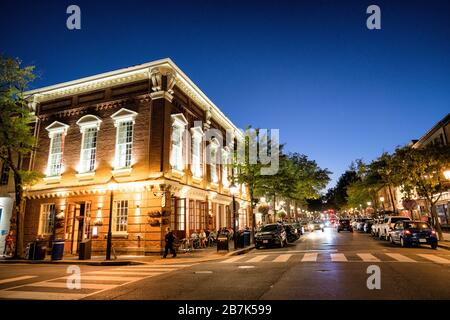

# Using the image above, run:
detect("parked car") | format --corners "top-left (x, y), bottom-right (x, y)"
top-left (363, 220), bottom-right (374, 233)
top-left (289, 222), bottom-right (304, 235)
top-left (371, 218), bottom-right (384, 237)
top-left (255, 224), bottom-right (288, 249)
top-left (389, 221), bottom-right (438, 249)
top-left (308, 221), bottom-right (324, 232)
top-left (378, 216), bottom-right (411, 240)
top-left (300, 221), bottom-right (309, 233)
top-left (356, 218), bottom-right (370, 231)
top-left (284, 224), bottom-right (300, 242)
top-left (337, 219), bottom-right (353, 232)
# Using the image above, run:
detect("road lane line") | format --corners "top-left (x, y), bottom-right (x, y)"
top-left (0, 291), bottom-right (87, 300)
top-left (273, 254), bottom-right (292, 263)
top-left (61, 275), bottom-right (143, 282)
top-left (385, 253), bottom-right (416, 262)
top-left (330, 253), bottom-right (348, 262)
top-left (301, 253), bottom-right (318, 262)
top-left (127, 264), bottom-right (192, 268)
top-left (222, 256), bottom-right (245, 263)
top-left (418, 254), bottom-right (450, 264)
top-left (115, 268), bottom-right (176, 272)
top-left (88, 271), bottom-right (163, 276)
top-left (0, 276), bottom-right (37, 285)
top-left (246, 255), bottom-right (268, 263)
top-left (357, 253), bottom-right (380, 262)
top-left (28, 282), bottom-right (117, 290)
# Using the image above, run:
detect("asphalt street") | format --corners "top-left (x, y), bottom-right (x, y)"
top-left (0, 228), bottom-right (449, 300)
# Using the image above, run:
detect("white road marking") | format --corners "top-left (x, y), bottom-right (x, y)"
top-left (115, 268), bottom-right (176, 272)
top-left (357, 253), bottom-right (380, 262)
top-left (273, 254), bottom-right (292, 262)
top-left (194, 271), bottom-right (213, 274)
top-left (128, 264), bottom-right (192, 268)
top-left (385, 253), bottom-right (417, 262)
top-left (222, 256), bottom-right (245, 263)
top-left (28, 281), bottom-right (117, 290)
top-left (0, 276), bottom-right (37, 285)
top-left (330, 253), bottom-right (348, 262)
top-left (418, 254), bottom-right (450, 264)
top-left (238, 266), bottom-right (255, 269)
top-left (301, 253), bottom-right (318, 262)
top-left (0, 290), bottom-right (87, 300)
top-left (88, 271), bottom-right (163, 276)
top-left (62, 275), bottom-right (143, 282)
top-left (246, 255), bottom-right (268, 263)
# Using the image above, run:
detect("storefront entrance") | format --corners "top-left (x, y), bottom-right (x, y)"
top-left (66, 201), bottom-right (92, 254)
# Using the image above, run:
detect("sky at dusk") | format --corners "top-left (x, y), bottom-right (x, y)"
top-left (1, 0), bottom-right (449, 189)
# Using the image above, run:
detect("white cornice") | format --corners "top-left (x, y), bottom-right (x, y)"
top-left (25, 58), bottom-right (243, 139)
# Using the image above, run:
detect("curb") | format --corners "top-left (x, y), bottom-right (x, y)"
top-left (0, 259), bottom-right (145, 266)
top-left (438, 244), bottom-right (450, 251)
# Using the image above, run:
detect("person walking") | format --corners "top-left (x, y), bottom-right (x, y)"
top-left (163, 228), bottom-right (177, 258)
top-left (199, 229), bottom-right (207, 248)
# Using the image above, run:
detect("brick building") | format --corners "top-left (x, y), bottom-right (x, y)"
top-left (19, 58), bottom-right (250, 255)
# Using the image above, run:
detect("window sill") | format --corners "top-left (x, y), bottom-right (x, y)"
top-left (112, 168), bottom-right (132, 176)
top-left (192, 175), bottom-right (203, 183)
top-left (112, 232), bottom-right (128, 239)
top-left (43, 175), bottom-right (62, 183)
top-left (75, 172), bottom-right (95, 179)
top-left (171, 168), bottom-right (185, 178)
top-left (210, 182), bottom-right (219, 189)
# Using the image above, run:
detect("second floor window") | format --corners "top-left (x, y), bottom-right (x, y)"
top-left (171, 125), bottom-right (183, 171)
top-left (116, 121), bottom-right (133, 169)
top-left (210, 145), bottom-right (218, 183)
top-left (192, 135), bottom-right (202, 177)
top-left (80, 127), bottom-right (98, 173)
top-left (48, 132), bottom-right (64, 176)
top-left (222, 148), bottom-right (229, 187)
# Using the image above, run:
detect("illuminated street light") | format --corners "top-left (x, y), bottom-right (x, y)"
top-left (367, 201), bottom-right (372, 206)
top-left (444, 170), bottom-right (450, 180)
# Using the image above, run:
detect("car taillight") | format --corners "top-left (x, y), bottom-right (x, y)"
top-left (431, 230), bottom-right (436, 235)
top-left (404, 230), bottom-right (411, 235)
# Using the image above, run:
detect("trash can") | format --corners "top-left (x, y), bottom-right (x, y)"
top-left (237, 232), bottom-right (245, 248)
top-left (79, 239), bottom-right (92, 260)
top-left (217, 236), bottom-right (229, 252)
top-left (243, 231), bottom-right (250, 246)
top-left (28, 240), bottom-right (47, 260)
top-left (51, 239), bottom-right (65, 261)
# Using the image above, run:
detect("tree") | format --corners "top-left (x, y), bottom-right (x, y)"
top-left (393, 144), bottom-right (450, 240)
top-left (0, 56), bottom-right (40, 258)
top-left (325, 169), bottom-right (360, 210)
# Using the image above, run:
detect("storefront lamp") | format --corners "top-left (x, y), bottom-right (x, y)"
top-left (379, 196), bottom-right (384, 202)
top-left (444, 170), bottom-right (450, 180)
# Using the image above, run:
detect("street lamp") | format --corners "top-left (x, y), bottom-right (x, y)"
top-left (106, 176), bottom-right (118, 260)
top-left (444, 170), bottom-right (450, 180)
top-left (367, 201), bottom-right (372, 206)
top-left (229, 182), bottom-right (239, 250)
top-left (379, 196), bottom-right (385, 213)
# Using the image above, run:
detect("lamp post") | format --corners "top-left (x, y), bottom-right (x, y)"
top-left (379, 196), bottom-right (385, 214)
top-left (106, 177), bottom-right (118, 260)
top-left (229, 182), bottom-right (239, 250)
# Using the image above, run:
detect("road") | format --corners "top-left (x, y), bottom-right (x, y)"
top-left (0, 228), bottom-right (449, 300)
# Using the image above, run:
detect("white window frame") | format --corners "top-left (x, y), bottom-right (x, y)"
top-left (111, 108), bottom-right (138, 173)
top-left (45, 121), bottom-right (69, 178)
top-left (76, 115), bottom-right (102, 175)
top-left (209, 138), bottom-right (220, 184)
top-left (222, 147), bottom-right (230, 187)
top-left (39, 203), bottom-right (56, 236)
top-left (190, 126), bottom-right (204, 179)
top-left (170, 114), bottom-right (188, 173)
top-left (113, 200), bottom-right (128, 234)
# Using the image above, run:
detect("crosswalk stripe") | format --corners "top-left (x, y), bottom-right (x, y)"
top-left (128, 264), bottom-right (192, 268)
top-left (115, 268), bottom-right (176, 272)
top-left (273, 254), bottom-right (292, 262)
top-left (301, 253), bottom-right (318, 262)
top-left (88, 271), bottom-right (162, 276)
top-left (357, 253), bottom-right (380, 262)
top-left (418, 254), bottom-right (450, 264)
top-left (222, 256), bottom-right (244, 263)
top-left (331, 253), bottom-right (348, 262)
top-left (0, 276), bottom-right (37, 285)
top-left (0, 290), bottom-right (87, 300)
top-left (247, 255), bottom-right (268, 263)
top-left (61, 275), bottom-right (143, 282)
top-left (28, 281), bottom-right (117, 290)
top-left (385, 253), bottom-right (416, 262)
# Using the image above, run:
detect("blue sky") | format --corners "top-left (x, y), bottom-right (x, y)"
top-left (1, 0), bottom-right (449, 189)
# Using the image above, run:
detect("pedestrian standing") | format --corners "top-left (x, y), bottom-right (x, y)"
top-left (3, 231), bottom-right (14, 257)
top-left (163, 228), bottom-right (177, 258)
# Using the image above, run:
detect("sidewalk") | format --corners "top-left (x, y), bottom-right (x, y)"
top-left (438, 232), bottom-right (450, 250)
top-left (0, 241), bottom-right (255, 266)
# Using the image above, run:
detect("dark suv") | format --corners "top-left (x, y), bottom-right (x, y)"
top-left (255, 224), bottom-right (287, 249)
top-left (337, 219), bottom-right (353, 232)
